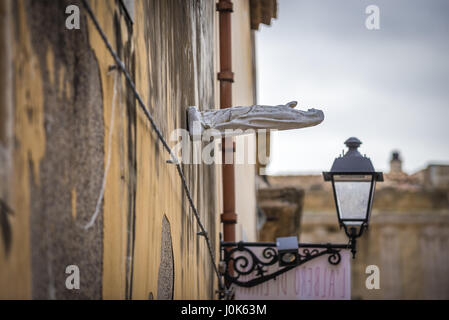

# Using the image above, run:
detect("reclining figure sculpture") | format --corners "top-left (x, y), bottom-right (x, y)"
top-left (187, 101), bottom-right (324, 138)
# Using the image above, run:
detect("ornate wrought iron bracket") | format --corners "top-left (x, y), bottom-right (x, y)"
top-left (219, 240), bottom-right (353, 291)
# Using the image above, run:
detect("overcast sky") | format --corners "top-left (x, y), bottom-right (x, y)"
top-left (256, 0), bottom-right (449, 175)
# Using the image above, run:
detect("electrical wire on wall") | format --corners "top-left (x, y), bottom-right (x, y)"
top-left (81, 0), bottom-right (224, 293)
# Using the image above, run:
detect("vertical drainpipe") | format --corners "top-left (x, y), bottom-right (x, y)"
top-left (217, 0), bottom-right (236, 243)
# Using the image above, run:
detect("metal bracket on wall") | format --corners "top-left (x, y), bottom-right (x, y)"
top-left (219, 241), bottom-right (352, 291)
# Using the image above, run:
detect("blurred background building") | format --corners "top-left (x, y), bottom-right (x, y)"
top-left (258, 151), bottom-right (449, 299)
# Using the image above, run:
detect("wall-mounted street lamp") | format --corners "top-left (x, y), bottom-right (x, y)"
top-left (323, 137), bottom-right (383, 258)
top-left (219, 137), bottom-right (383, 295)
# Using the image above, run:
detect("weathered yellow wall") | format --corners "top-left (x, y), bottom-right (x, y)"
top-left (0, 0), bottom-right (223, 299)
top-left (0, 0), bottom-right (37, 299)
top-left (87, 0), bottom-right (221, 300)
top-left (85, 0), bottom-right (129, 299)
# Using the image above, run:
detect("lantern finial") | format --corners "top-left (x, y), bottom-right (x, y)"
top-left (344, 137), bottom-right (362, 150)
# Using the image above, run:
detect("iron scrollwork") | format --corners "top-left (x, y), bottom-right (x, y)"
top-left (220, 241), bottom-right (349, 289)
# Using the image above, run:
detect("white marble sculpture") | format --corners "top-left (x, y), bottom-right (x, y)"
top-left (187, 101), bottom-right (324, 138)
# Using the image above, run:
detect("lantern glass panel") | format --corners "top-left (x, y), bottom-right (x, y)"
top-left (333, 175), bottom-right (372, 225)
top-left (367, 180), bottom-right (376, 219)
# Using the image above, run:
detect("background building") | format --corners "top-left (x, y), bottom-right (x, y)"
top-left (262, 151), bottom-right (449, 299)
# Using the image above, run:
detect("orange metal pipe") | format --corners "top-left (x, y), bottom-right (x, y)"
top-left (217, 0), bottom-right (236, 243)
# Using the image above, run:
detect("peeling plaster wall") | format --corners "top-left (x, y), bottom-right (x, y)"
top-left (0, 0), bottom-right (221, 299)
